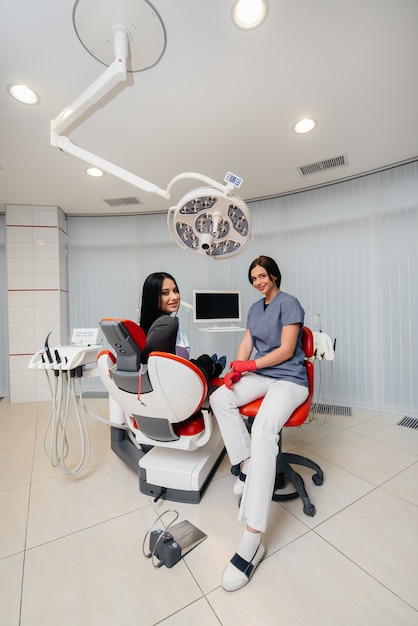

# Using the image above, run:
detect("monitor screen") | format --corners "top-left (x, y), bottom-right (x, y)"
top-left (193, 290), bottom-right (241, 324)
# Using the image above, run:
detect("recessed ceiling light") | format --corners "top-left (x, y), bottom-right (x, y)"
top-left (294, 118), bottom-right (317, 134)
top-left (8, 84), bottom-right (40, 105)
top-left (86, 167), bottom-right (104, 177)
top-left (232, 0), bottom-right (268, 30)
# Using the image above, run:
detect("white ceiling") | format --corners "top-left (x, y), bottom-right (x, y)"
top-left (1, 0), bottom-right (417, 216)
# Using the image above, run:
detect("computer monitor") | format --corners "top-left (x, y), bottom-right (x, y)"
top-left (193, 290), bottom-right (241, 325)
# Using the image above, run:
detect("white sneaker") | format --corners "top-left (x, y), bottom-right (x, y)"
top-left (232, 473), bottom-right (246, 496)
top-left (222, 541), bottom-right (265, 592)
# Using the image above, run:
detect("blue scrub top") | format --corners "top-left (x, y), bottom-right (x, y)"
top-left (247, 291), bottom-right (308, 387)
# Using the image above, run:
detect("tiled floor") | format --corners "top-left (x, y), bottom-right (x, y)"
top-left (1, 396), bottom-right (417, 625)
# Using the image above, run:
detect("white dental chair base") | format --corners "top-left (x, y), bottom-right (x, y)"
top-left (108, 393), bottom-right (225, 504)
top-left (139, 424), bottom-right (225, 503)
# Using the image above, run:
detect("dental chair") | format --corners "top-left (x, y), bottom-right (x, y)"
top-left (237, 326), bottom-right (323, 516)
top-left (97, 318), bottom-right (225, 503)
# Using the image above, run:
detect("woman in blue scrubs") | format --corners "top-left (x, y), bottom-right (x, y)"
top-left (210, 256), bottom-right (309, 591)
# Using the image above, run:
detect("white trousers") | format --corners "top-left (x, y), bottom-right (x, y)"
top-left (210, 373), bottom-right (308, 533)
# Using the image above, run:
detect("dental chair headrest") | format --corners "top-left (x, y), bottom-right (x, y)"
top-left (100, 319), bottom-right (146, 372)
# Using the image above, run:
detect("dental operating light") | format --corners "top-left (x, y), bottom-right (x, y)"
top-left (167, 178), bottom-right (253, 258)
top-left (50, 0), bottom-right (254, 259)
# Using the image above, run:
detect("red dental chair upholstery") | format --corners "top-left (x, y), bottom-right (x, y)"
top-left (238, 325), bottom-right (323, 516)
top-left (97, 318), bottom-right (224, 503)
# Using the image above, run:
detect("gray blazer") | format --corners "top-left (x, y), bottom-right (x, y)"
top-left (140, 315), bottom-right (178, 363)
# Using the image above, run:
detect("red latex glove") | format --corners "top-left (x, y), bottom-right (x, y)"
top-left (230, 359), bottom-right (257, 374)
top-left (224, 370), bottom-right (242, 389)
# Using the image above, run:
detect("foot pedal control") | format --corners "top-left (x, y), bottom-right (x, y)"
top-left (148, 520), bottom-right (207, 568)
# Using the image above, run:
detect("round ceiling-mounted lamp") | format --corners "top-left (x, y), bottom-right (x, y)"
top-left (294, 118), bottom-right (317, 134)
top-left (72, 0), bottom-right (166, 71)
top-left (232, 0), bottom-right (269, 30)
top-left (86, 167), bottom-right (104, 177)
top-left (8, 84), bottom-right (40, 104)
top-left (167, 187), bottom-right (253, 259)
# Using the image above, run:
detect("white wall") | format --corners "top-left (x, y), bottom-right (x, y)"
top-left (0, 214), bottom-right (7, 396)
top-left (251, 164), bottom-right (418, 416)
top-left (64, 160), bottom-right (418, 417)
top-left (4, 206), bottom-right (68, 402)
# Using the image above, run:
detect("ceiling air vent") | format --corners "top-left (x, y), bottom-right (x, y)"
top-left (298, 154), bottom-right (348, 177)
top-left (103, 196), bottom-right (143, 207)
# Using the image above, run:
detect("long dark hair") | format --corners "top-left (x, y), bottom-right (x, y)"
top-left (139, 272), bottom-right (179, 333)
top-left (248, 256), bottom-right (282, 288)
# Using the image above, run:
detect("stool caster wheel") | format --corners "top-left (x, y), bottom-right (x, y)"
top-left (303, 503), bottom-right (316, 517)
top-left (312, 473), bottom-right (323, 486)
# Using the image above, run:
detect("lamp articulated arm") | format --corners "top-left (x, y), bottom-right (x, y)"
top-left (49, 27), bottom-right (231, 201)
top-left (49, 19), bottom-right (252, 258)
top-left (50, 28), bottom-right (129, 140)
top-left (49, 28), bottom-right (170, 198)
